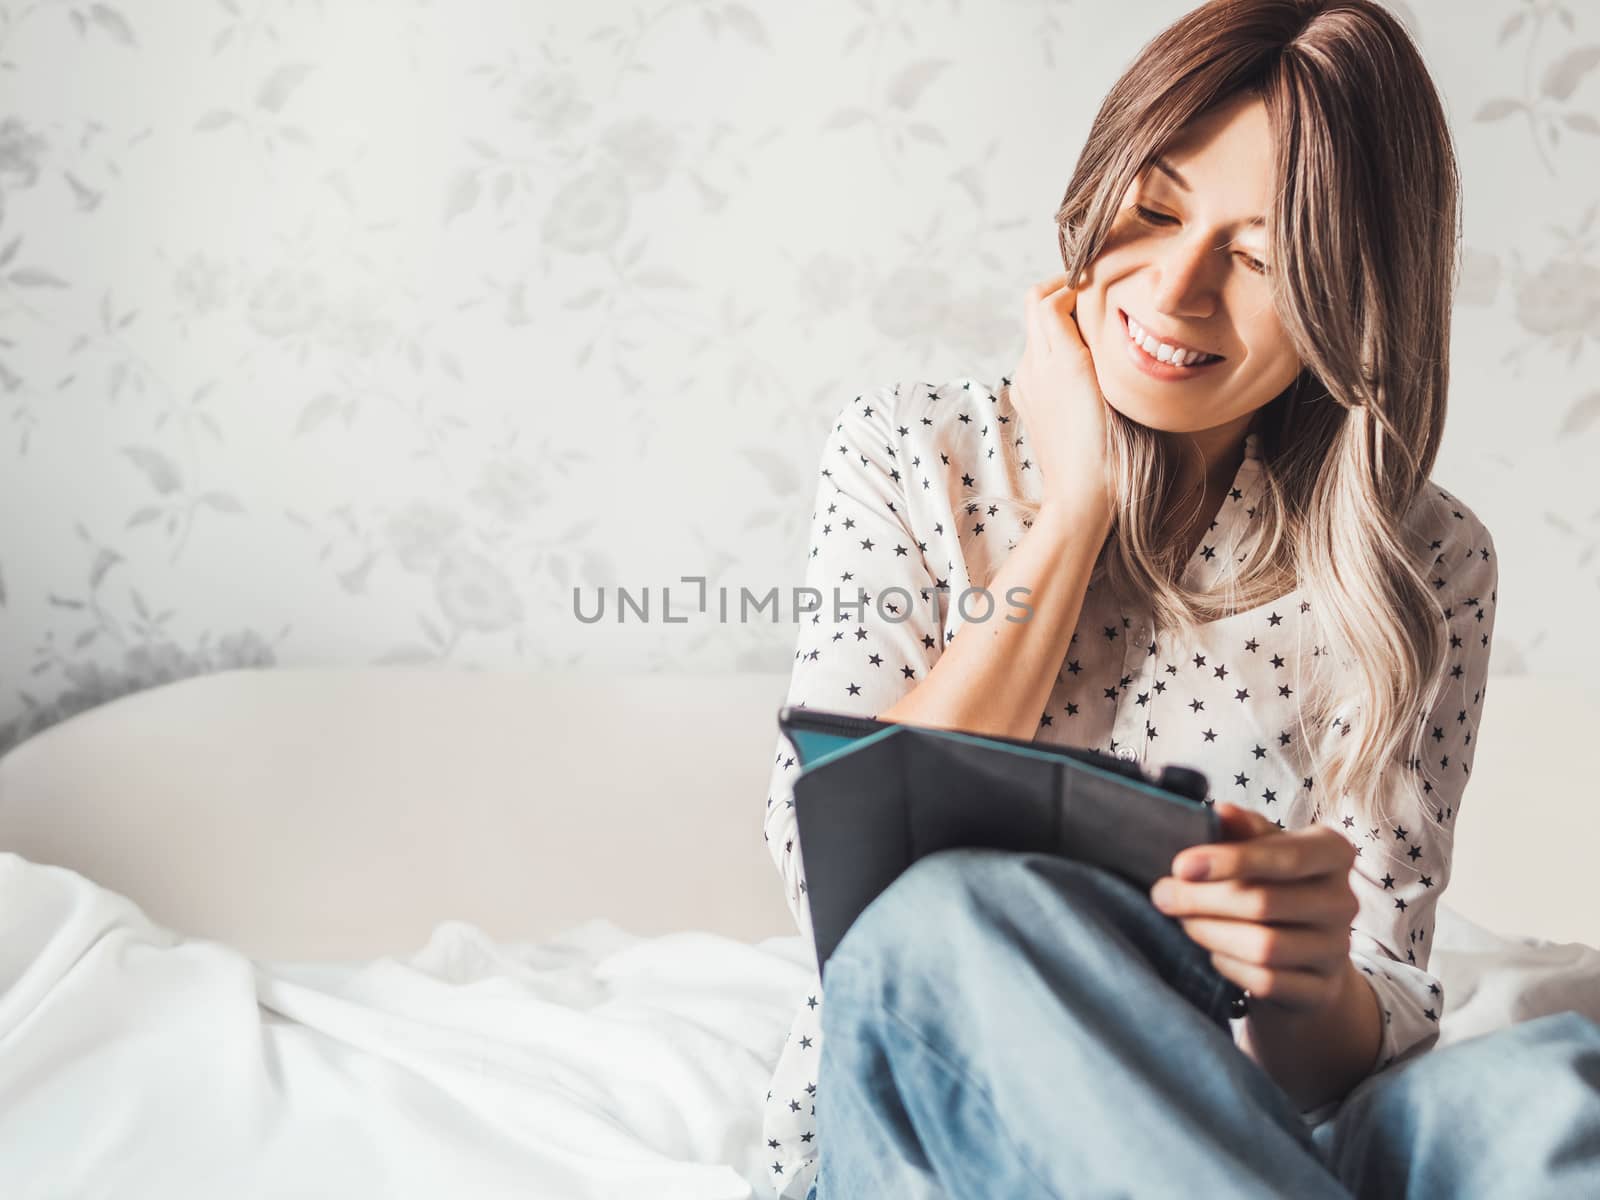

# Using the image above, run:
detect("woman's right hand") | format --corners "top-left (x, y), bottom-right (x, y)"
top-left (1008, 274), bottom-right (1115, 527)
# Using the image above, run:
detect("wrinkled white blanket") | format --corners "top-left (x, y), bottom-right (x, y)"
top-left (0, 853), bottom-right (818, 1199)
top-left (1, 851), bottom-right (1596, 1198)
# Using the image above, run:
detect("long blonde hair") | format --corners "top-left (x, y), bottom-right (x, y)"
top-left (983, 0), bottom-right (1464, 835)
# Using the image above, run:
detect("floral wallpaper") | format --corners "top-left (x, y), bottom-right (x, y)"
top-left (0, 0), bottom-right (1595, 754)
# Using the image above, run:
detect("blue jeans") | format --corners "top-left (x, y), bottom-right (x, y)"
top-left (805, 847), bottom-right (1600, 1199)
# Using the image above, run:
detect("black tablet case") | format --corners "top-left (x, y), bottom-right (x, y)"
top-left (778, 706), bottom-right (1226, 987)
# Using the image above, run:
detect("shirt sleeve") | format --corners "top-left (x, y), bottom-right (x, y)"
top-left (761, 386), bottom-right (945, 951)
top-left (1320, 507), bottom-right (1499, 1078)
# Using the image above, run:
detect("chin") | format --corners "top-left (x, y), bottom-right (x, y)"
top-left (1100, 392), bottom-right (1211, 434)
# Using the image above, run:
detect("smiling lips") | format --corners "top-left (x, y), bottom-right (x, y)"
top-left (1121, 309), bottom-right (1224, 367)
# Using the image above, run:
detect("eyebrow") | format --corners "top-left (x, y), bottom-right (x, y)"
top-left (1150, 156), bottom-right (1267, 229)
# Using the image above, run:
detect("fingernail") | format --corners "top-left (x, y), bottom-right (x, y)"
top-left (1178, 857), bottom-right (1210, 881)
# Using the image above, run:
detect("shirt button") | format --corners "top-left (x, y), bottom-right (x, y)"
top-left (1117, 747), bottom-right (1138, 762)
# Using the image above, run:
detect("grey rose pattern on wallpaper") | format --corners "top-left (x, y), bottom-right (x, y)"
top-left (0, 0), bottom-right (1595, 755)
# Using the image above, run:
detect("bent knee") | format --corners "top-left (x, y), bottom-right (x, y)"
top-left (1533, 1009), bottom-right (1600, 1047)
top-left (830, 848), bottom-right (1015, 968)
top-left (1383, 1010), bottom-right (1600, 1115)
top-left (1514, 1010), bottom-right (1600, 1081)
top-left (830, 848), bottom-right (1120, 967)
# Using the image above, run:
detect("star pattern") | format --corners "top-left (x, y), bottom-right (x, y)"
top-left (758, 379), bottom-right (1498, 1199)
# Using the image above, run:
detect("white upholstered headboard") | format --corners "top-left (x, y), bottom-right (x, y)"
top-left (0, 668), bottom-right (797, 960)
top-left (0, 667), bottom-right (1594, 960)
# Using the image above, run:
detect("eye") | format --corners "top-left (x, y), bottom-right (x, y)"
top-left (1135, 204), bottom-right (1269, 274)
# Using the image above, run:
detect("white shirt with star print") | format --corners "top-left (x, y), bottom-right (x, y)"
top-left (758, 378), bottom-right (1498, 1199)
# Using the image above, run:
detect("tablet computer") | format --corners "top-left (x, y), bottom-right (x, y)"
top-left (776, 705), bottom-right (1243, 1017)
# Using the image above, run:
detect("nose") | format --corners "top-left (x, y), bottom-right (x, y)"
top-left (1148, 233), bottom-right (1220, 321)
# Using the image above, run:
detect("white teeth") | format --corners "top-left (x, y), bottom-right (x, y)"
top-left (1126, 313), bottom-right (1217, 366)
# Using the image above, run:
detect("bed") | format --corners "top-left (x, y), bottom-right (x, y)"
top-left (0, 666), bottom-right (1596, 1198)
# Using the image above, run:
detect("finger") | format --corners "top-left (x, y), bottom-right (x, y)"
top-left (1041, 272), bottom-right (1075, 302)
top-left (1216, 802), bottom-right (1281, 841)
top-left (1171, 804), bottom-right (1278, 877)
top-left (1040, 281), bottom-right (1084, 357)
top-left (1206, 947), bottom-right (1342, 1009)
top-left (1152, 874), bottom-right (1358, 926)
top-left (1025, 282), bottom-right (1051, 356)
top-left (1026, 276), bottom-right (1072, 354)
top-left (1175, 915), bottom-right (1349, 974)
top-left (1180, 828), bottom-right (1353, 884)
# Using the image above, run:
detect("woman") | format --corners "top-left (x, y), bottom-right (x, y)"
top-left (759, 1), bottom-right (1600, 1196)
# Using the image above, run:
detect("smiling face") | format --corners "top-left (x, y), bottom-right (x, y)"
top-left (1074, 93), bottom-right (1302, 445)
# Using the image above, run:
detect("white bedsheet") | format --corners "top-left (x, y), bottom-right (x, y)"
top-left (0, 852), bottom-right (818, 1199)
top-left (1, 851), bottom-right (1596, 1199)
